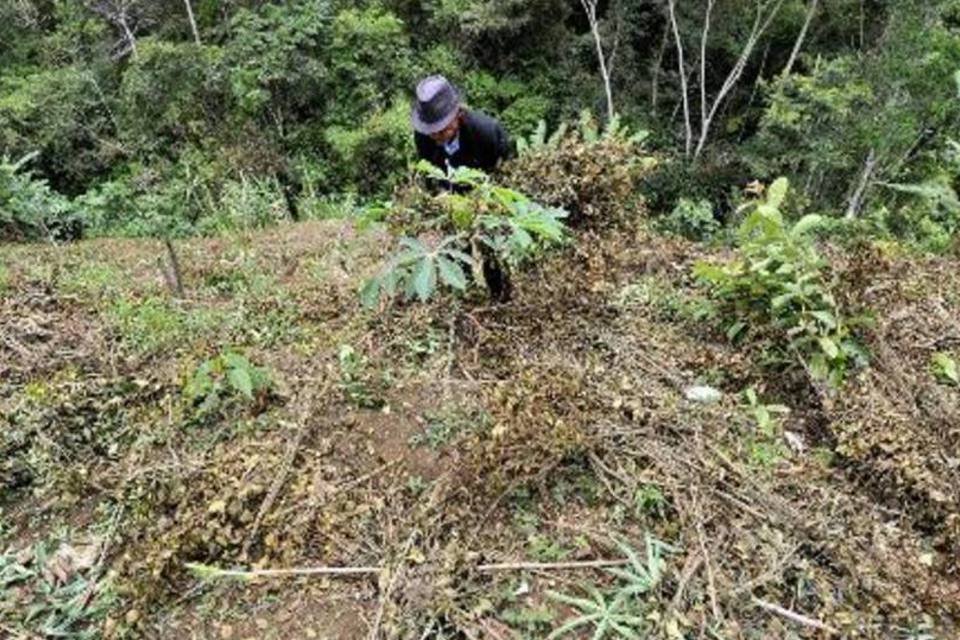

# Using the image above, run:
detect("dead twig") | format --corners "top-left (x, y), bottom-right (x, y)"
top-left (752, 596), bottom-right (839, 635)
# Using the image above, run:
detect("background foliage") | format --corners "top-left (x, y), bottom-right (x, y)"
top-left (0, 0), bottom-right (958, 248)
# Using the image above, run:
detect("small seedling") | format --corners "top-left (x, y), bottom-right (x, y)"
top-left (337, 344), bottom-right (386, 409)
top-left (931, 352), bottom-right (959, 385)
top-left (546, 535), bottom-right (672, 639)
top-left (184, 350), bottom-right (271, 416)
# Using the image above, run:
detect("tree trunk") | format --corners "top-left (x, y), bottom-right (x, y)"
top-left (183, 0), bottom-right (201, 45)
top-left (783, 0), bottom-right (818, 76)
top-left (580, 0), bottom-right (615, 122)
top-left (667, 0), bottom-right (692, 157)
top-left (845, 148), bottom-right (878, 219)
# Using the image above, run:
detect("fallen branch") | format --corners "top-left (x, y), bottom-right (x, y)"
top-left (185, 557), bottom-right (633, 581)
top-left (186, 563), bottom-right (382, 580)
top-left (752, 596), bottom-right (839, 634)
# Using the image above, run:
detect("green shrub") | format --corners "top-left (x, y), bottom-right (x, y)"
top-left (361, 163), bottom-right (568, 307)
top-left (0, 538), bottom-right (116, 639)
top-left (324, 100), bottom-right (413, 195)
top-left (184, 351), bottom-right (272, 417)
top-left (694, 178), bottom-right (867, 386)
top-left (0, 65), bottom-right (113, 191)
top-left (0, 153), bottom-right (81, 241)
top-left (224, 1), bottom-right (331, 119)
top-left (659, 197), bottom-right (719, 240)
top-left (118, 39), bottom-right (225, 155)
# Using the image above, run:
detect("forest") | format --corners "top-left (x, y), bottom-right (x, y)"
top-left (1, 0), bottom-right (960, 638)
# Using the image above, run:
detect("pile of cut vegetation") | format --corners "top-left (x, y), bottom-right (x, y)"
top-left (2, 130), bottom-right (958, 640)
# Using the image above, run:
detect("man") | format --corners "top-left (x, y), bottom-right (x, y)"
top-left (411, 74), bottom-right (514, 301)
top-left (411, 75), bottom-right (513, 173)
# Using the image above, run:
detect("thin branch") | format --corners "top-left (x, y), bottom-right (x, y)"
top-left (185, 558), bottom-right (634, 582)
top-left (845, 147), bottom-right (878, 219)
top-left (783, 0), bottom-right (818, 76)
top-left (693, 0), bottom-right (787, 160)
top-left (580, 0), bottom-right (615, 122)
top-left (163, 238), bottom-right (185, 299)
top-left (752, 597), bottom-right (840, 634)
top-left (699, 0), bottom-right (717, 138)
top-left (668, 0), bottom-right (692, 156)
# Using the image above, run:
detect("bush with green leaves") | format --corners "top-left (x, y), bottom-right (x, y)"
top-left (117, 39), bottom-right (225, 156)
top-left (362, 163), bottom-right (568, 307)
top-left (0, 153), bottom-right (82, 241)
top-left (659, 197), bottom-right (720, 241)
top-left (0, 65), bottom-right (113, 192)
top-left (694, 178), bottom-right (867, 386)
top-left (183, 351), bottom-right (272, 417)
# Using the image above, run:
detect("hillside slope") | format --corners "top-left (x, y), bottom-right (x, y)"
top-left (1, 219), bottom-right (958, 639)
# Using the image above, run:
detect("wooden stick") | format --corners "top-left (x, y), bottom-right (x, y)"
top-left (186, 557), bottom-right (633, 582)
top-left (752, 597), bottom-right (839, 634)
top-left (477, 559), bottom-right (629, 572)
top-left (186, 563), bottom-right (382, 579)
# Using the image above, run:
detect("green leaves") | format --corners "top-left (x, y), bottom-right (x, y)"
top-left (932, 352), bottom-right (959, 385)
top-left (362, 234), bottom-right (473, 308)
top-left (695, 178), bottom-right (866, 386)
top-left (184, 350), bottom-right (271, 416)
top-left (545, 535), bottom-right (670, 640)
top-left (437, 256), bottom-right (467, 290)
top-left (362, 165), bottom-right (569, 309)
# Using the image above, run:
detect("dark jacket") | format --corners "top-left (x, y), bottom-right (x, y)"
top-left (415, 109), bottom-right (513, 173)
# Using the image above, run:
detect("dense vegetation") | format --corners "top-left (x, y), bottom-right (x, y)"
top-left (1, 0), bottom-right (958, 248)
top-left (3, 1), bottom-right (960, 639)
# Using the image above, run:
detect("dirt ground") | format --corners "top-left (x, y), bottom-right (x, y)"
top-left (1, 218), bottom-right (958, 639)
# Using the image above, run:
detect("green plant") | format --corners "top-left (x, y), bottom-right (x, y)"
top-left (0, 152), bottom-right (81, 241)
top-left (183, 351), bottom-right (272, 416)
top-left (742, 387), bottom-right (790, 468)
top-left (694, 178), bottom-right (868, 386)
top-left (546, 535), bottom-right (670, 639)
top-left (931, 352), bottom-right (959, 385)
top-left (409, 408), bottom-right (490, 449)
top-left (361, 163), bottom-right (567, 307)
top-left (660, 197), bottom-right (720, 241)
top-left (633, 484), bottom-right (667, 519)
top-left (0, 539), bottom-right (116, 639)
top-left (337, 344), bottom-right (386, 409)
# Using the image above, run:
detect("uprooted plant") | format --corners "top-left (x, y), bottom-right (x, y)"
top-left (506, 111), bottom-right (654, 226)
top-left (361, 162), bottom-right (568, 307)
top-left (694, 178), bottom-right (869, 386)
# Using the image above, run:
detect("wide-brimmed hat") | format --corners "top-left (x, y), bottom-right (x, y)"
top-left (411, 75), bottom-right (461, 135)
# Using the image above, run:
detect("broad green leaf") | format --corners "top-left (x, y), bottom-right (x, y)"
top-left (932, 352), bottom-right (959, 384)
top-left (766, 177), bottom-right (789, 209)
top-left (771, 292), bottom-right (795, 309)
top-left (227, 367), bottom-right (254, 399)
top-left (727, 321), bottom-right (747, 341)
top-left (791, 214), bottom-right (824, 237)
top-left (398, 236), bottom-right (428, 254)
top-left (360, 277), bottom-right (381, 309)
top-left (819, 336), bottom-right (840, 360)
top-left (809, 310), bottom-right (837, 329)
top-left (411, 257), bottom-right (436, 302)
top-left (809, 353), bottom-right (829, 380)
top-left (437, 256), bottom-right (467, 291)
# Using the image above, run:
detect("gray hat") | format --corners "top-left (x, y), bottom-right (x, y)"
top-left (411, 75), bottom-right (461, 135)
